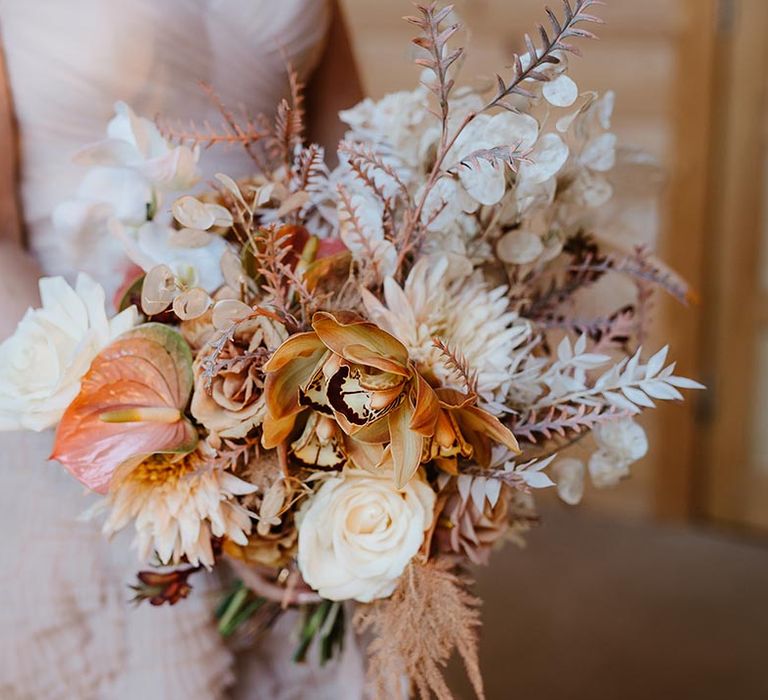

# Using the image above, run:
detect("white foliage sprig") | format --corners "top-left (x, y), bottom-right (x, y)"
top-left (534, 344), bottom-right (705, 413)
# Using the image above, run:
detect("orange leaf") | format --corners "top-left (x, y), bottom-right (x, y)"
top-left (51, 324), bottom-right (198, 493)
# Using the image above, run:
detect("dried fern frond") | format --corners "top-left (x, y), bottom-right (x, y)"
top-left (455, 144), bottom-right (530, 172)
top-left (513, 403), bottom-right (622, 444)
top-left (405, 3), bottom-right (464, 125)
top-left (158, 83), bottom-right (269, 170)
top-left (338, 141), bottom-right (410, 201)
top-left (355, 561), bottom-right (484, 700)
top-left (271, 65), bottom-right (306, 167)
top-left (292, 144), bottom-right (327, 193)
top-left (521, 231), bottom-right (609, 319)
top-left (569, 247), bottom-right (694, 306)
top-left (539, 306), bottom-right (636, 353)
top-left (249, 225), bottom-right (315, 328)
top-left (489, 0), bottom-right (603, 108)
top-left (158, 116), bottom-right (267, 151)
top-left (433, 336), bottom-right (479, 396)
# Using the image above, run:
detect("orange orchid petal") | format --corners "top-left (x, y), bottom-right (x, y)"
top-left (51, 324), bottom-right (197, 494)
top-left (436, 386), bottom-right (477, 409)
top-left (312, 311), bottom-right (409, 370)
top-left (261, 412), bottom-right (298, 450)
top-left (342, 343), bottom-right (410, 376)
top-left (410, 372), bottom-right (440, 437)
top-left (263, 331), bottom-right (325, 372)
top-left (264, 339), bottom-right (327, 420)
top-left (389, 400), bottom-right (424, 489)
top-left (347, 413), bottom-right (392, 444)
top-left (456, 405), bottom-right (521, 463)
top-left (344, 437), bottom-right (385, 473)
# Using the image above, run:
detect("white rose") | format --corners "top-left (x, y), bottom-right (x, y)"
top-left (297, 468), bottom-right (436, 602)
top-left (0, 274), bottom-right (138, 431)
top-left (593, 418), bottom-right (648, 463)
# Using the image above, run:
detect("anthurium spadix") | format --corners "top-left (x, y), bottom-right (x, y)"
top-left (51, 323), bottom-right (198, 493)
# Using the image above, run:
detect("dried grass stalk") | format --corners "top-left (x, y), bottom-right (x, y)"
top-left (355, 561), bottom-right (484, 700)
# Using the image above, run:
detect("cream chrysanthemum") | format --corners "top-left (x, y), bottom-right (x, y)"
top-left (361, 254), bottom-right (531, 409)
top-left (102, 451), bottom-right (256, 568)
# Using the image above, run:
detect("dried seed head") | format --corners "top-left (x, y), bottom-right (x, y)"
top-left (141, 264), bottom-right (176, 316)
top-left (173, 195), bottom-right (215, 230)
top-left (221, 248), bottom-right (247, 291)
top-left (206, 203), bottom-right (234, 228)
top-left (172, 287), bottom-right (211, 320)
top-left (212, 298), bottom-right (252, 330)
top-left (169, 227), bottom-right (215, 249)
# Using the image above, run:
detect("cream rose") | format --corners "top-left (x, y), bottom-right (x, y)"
top-left (297, 468), bottom-right (436, 602)
top-left (0, 274), bottom-right (138, 431)
top-left (191, 316), bottom-right (286, 439)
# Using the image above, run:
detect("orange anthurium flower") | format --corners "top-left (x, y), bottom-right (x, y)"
top-left (51, 324), bottom-right (198, 494)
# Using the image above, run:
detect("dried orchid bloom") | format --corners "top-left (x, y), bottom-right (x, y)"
top-left (291, 412), bottom-right (347, 469)
top-left (433, 387), bottom-right (520, 469)
top-left (262, 312), bottom-right (435, 487)
top-left (263, 311), bottom-right (520, 487)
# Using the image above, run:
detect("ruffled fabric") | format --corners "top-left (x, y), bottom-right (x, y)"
top-left (0, 430), bottom-right (234, 700)
top-left (0, 0), bottom-right (331, 291)
top-left (0, 0), bottom-right (336, 696)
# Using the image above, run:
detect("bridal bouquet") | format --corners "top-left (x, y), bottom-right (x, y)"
top-left (0, 1), bottom-right (702, 697)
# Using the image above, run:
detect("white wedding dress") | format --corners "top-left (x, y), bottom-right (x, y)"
top-left (0, 1), bottom-right (364, 698)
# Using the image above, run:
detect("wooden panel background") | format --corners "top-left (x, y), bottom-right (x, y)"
top-left (339, 0), bottom-right (713, 520)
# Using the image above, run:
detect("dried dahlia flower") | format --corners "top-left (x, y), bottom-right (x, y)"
top-left (101, 449), bottom-right (256, 568)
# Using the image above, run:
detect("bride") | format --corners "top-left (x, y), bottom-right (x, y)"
top-left (0, 1), bottom-right (364, 697)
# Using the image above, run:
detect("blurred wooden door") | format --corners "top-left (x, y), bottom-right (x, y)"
top-left (699, 0), bottom-right (768, 533)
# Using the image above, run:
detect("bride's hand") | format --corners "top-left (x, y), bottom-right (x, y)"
top-left (0, 241), bottom-right (41, 339)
